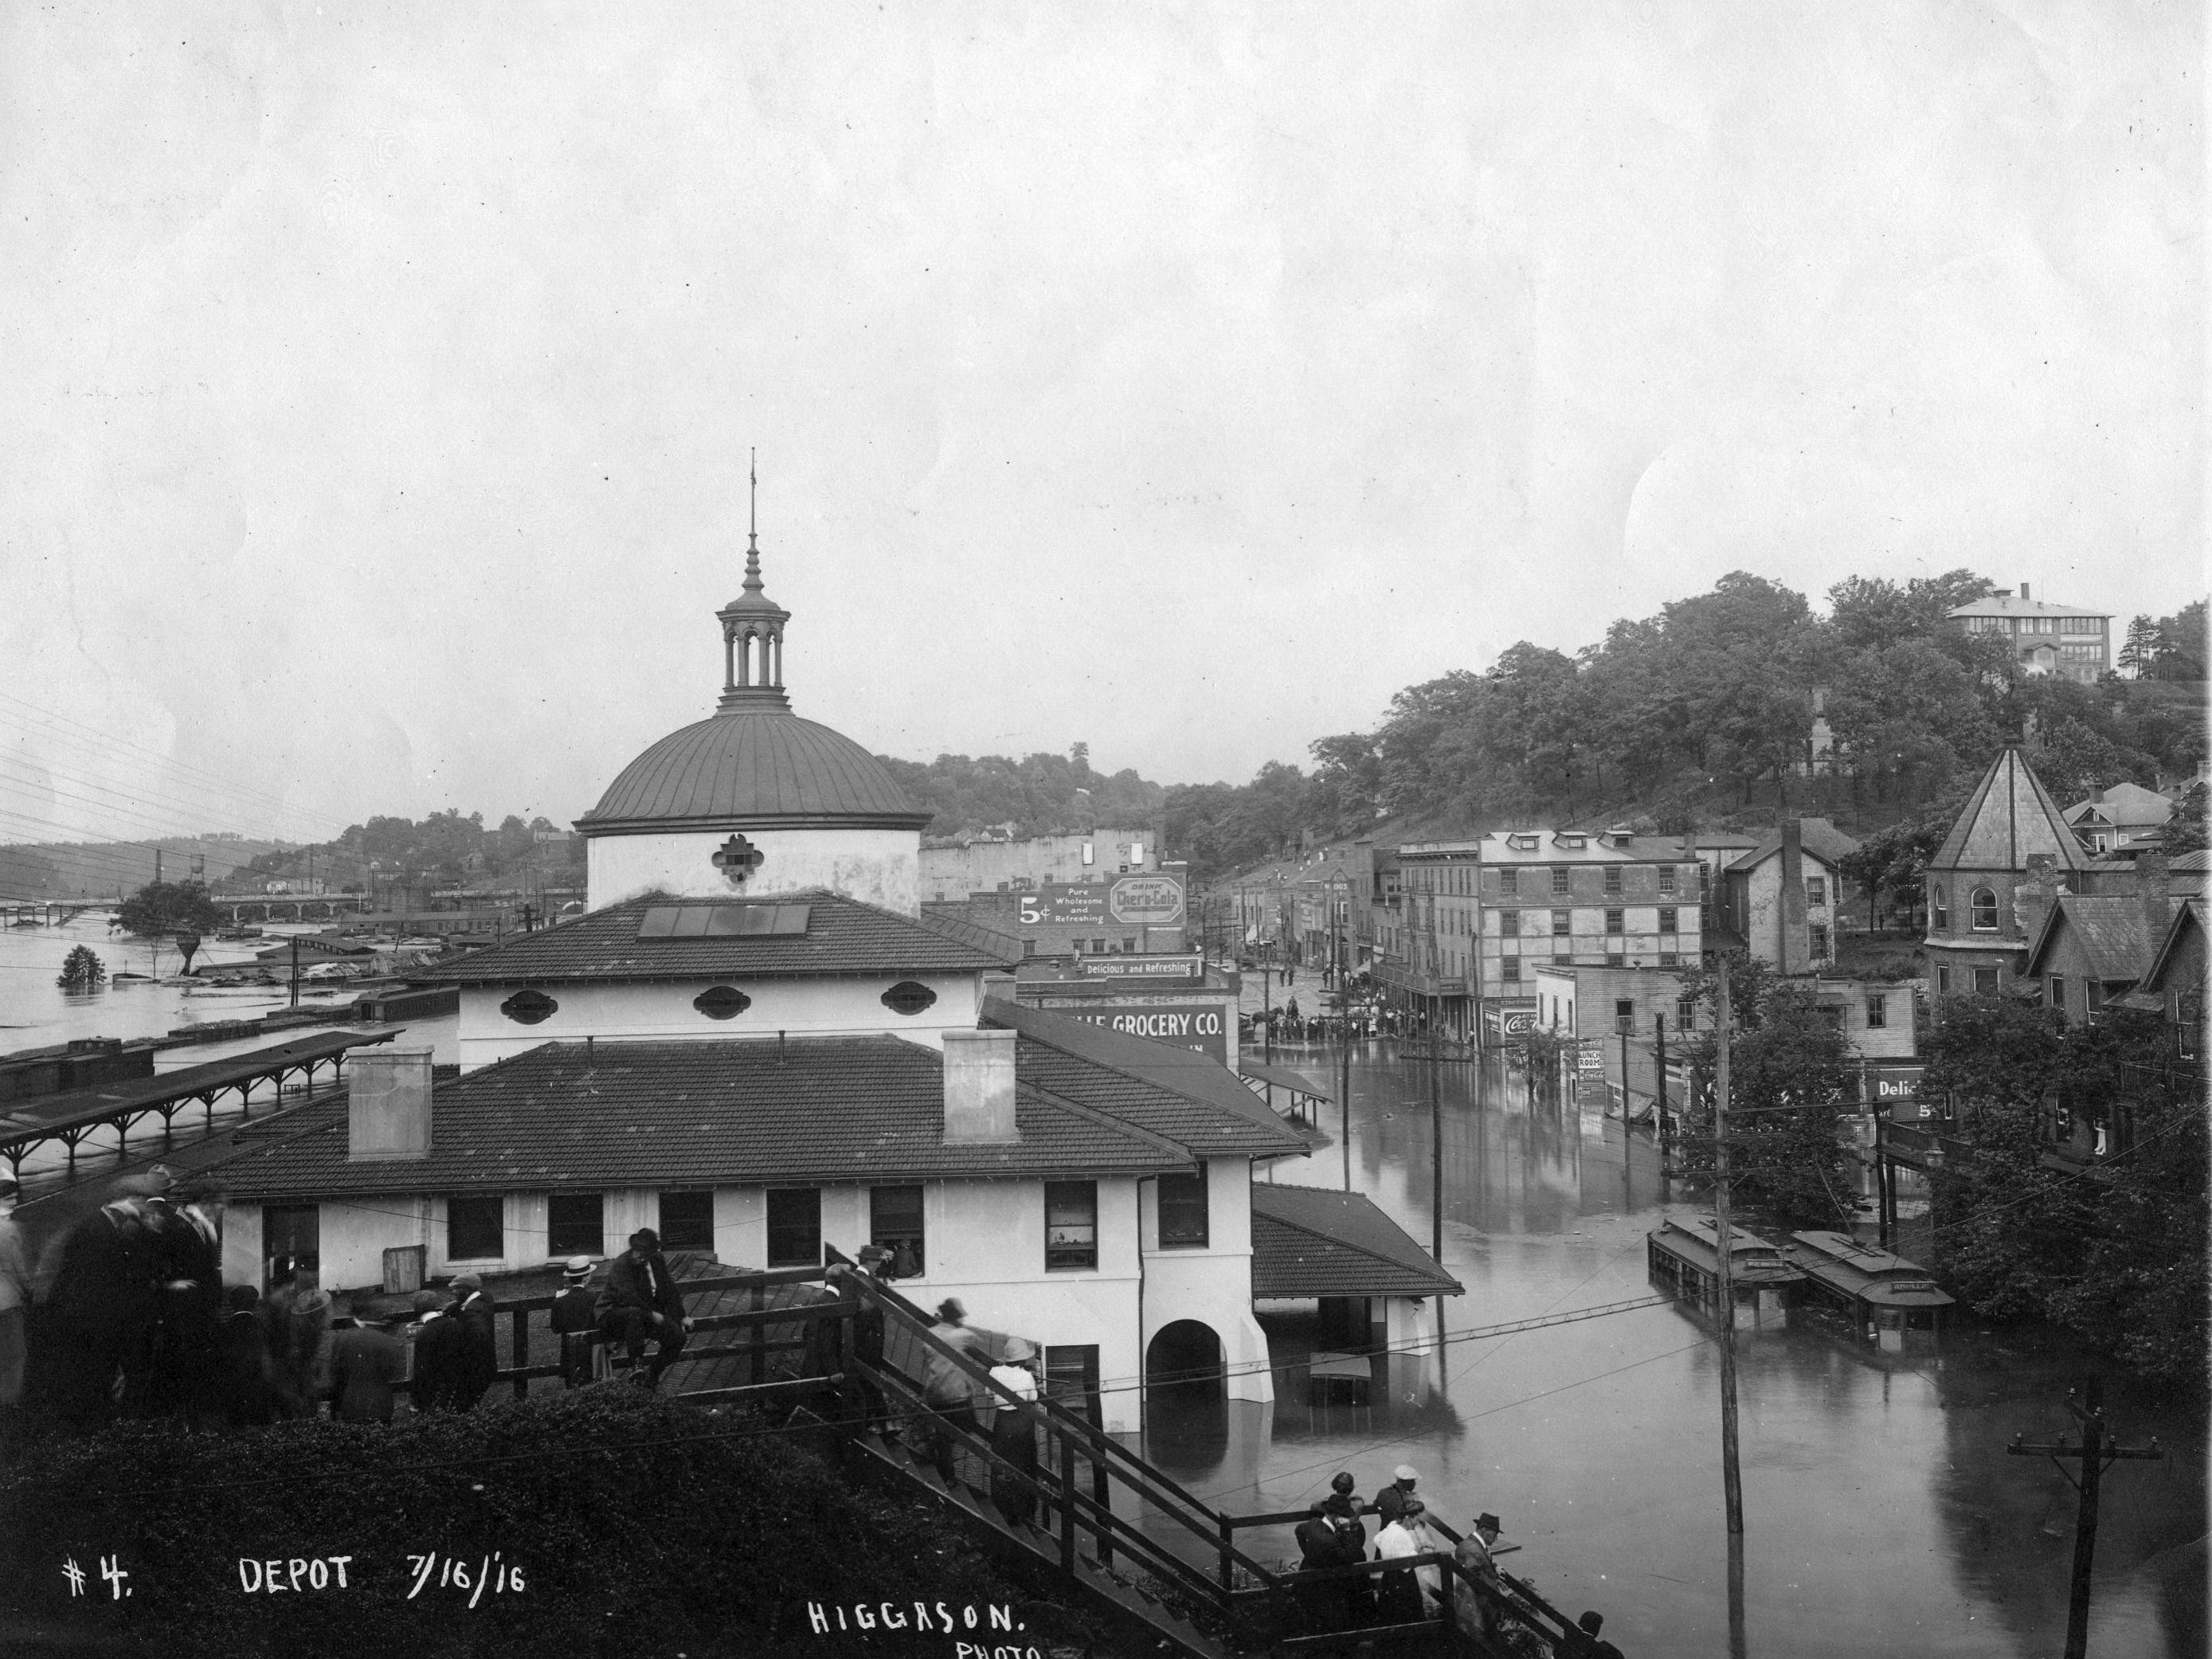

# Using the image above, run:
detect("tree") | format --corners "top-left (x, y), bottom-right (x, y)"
top-left (2153, 782), bottom-right (2208, 855)
top-left (2118, 614), bottom-right (2159, 679)
top-left (2147, 599), bottom-right (2207, 682)
top-left (1835, 808), bottom-right (1954, 933)
top-left (116, 881), bottom-right (222, 939)
top-left (55, 945), bottom-right (105, 991)
top-left (1674, 957), bottom-right (1858, 1227)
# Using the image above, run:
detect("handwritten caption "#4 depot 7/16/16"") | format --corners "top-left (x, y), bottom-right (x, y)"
top-left (57, 1553), bottom-right (531, 1606)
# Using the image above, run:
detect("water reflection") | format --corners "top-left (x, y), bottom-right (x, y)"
top-left (1142, 1038), bottom-right (2206, 1658)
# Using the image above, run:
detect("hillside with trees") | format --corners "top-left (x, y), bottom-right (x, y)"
top-left (1163, 571), bottom-right (2208, 881)
top-left (876, 743), bottom-right (1166, 841)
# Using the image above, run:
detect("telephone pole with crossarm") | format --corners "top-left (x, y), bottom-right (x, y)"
top-left (2006, 1377), bottom-right (2163, 1659)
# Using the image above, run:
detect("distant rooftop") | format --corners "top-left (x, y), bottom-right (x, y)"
top-left (1947, 589), bottom-right (2108, 620)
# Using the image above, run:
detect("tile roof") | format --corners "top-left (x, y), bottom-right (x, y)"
top-left (2141, 898), bottom-right (2206, 992)
top-left (981, 998), bottom-right (1310, 1158)
top-left (1931, 748), bottom-right (2089, 874)
top-left (2022, 894), bottom-right (2171, 983)
top-left (213, 1035), bottom-right (1193, 1199)
top-left (413, 891), bottom-right (1020, 984)
top-left (1249, 1184), bottom-right (1462, 1298)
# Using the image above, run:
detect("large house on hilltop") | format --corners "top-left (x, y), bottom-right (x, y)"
top-left (215, 516), bottom-right (1446, 1429)
top-left (1946, 585), bottom-right (2112, 683)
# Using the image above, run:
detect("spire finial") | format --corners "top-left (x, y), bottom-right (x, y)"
top-left (743, 448), bottom-right (763, 593)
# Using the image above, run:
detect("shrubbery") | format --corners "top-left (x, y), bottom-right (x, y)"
top-left (0, 1387), bottom-right (1112, 1658)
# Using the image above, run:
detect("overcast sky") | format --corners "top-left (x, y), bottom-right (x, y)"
top-left (2, 2), bottom-right (2202, 847)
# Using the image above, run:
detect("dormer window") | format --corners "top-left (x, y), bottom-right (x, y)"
top-left (1558, 834), bottom-right (1586, 850)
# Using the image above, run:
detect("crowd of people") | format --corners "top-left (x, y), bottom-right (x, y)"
top-left (0, 1168), bottom-right (700, 1444)
top-left (1290, 1464), bottom-right (1623, 1653)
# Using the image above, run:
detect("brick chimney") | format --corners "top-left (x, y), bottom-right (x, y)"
top-left (2136, 851), bottom-right (2173, 949)
top-left (981, 970), bottom-right (1017, 1007)
top-left (2014, 854), bottom-right (2061, 946)
top-left (1779, 819), bottom-right (1807, 975)
top-left (2019, 582), bottom-right (2030, 602)
top-left (348, 1046), bottom-right (433, 1161)
top-left (942, 1027), bottom-right (1019, 1144)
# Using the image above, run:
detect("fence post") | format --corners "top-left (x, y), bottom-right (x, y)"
top-left (1087, 1385), bottom-right (1112, 1567)
top-left (511, 1305), bottom-right (529, 1400)
top-left (1060, 1430), bottom-right (1078, 1574)
top-left (1219, 1515), bottom-right (1234, 1594)
top-left (748, 1273), bottom-right (765, 1387)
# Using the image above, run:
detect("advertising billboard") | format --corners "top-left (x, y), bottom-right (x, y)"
top-left (1079, 955), bottom-right (1202, 981)
top-left (1483, 1000), bottom-right (1540, 1041)
top-left (1868, 1062), bottom-right (1940, 1123)
top-left (1063, 1004), bottom-right (1227, 1062)
top-left (1010, 873), bottom-right (1185, 929)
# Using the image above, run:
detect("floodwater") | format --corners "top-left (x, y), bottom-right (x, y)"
top-left (0, 911), bottom-right (456, 1191)
top-left (1144, 992), bottom-right (2206, 1657)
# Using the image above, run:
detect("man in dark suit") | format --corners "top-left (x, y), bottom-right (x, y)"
top-left (448, 1273), bottom-right (498, 1408)
top-left (600, 1229), bottom-right (689, 1388)
top-left (407, 1290), bottom-right (469, 1413)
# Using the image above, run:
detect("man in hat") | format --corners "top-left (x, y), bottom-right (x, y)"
top-left (407, 1289), bottom-right (468, 1412)
top-left (447, 1272), bottom-right (498, 1408)
top-left (148, 1180), bottom-right (225, 1422)
top-left (1569, 1610), bottom-right (1625, 1659)
top-left (1372, 1465), bottom-right (1420, 1528)
top-left (985, 1336), bottom-right (1043, 1528)
top-left (833, 1246), bottom-right (895, 1426)
top-left (39, 1167), bottom-right (169, 1427)
top-left (601, 1228), bottom-right (689, 1388)
top-left (1449, 1512), bottom-right (1507, 1641)
top-left (329, 1297), bottom-right (409, 1423)
top-left (550, 1257), bottom-right (602, 1387)
top-left (0, 1175), bottom-right (28, 1440)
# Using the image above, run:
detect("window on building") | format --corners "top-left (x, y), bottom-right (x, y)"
top-left (871, 1185), bottom-right (925, 1276)
top-left (1658, 951), bottom-right (1678, 966)
top-left (1807, 877), bottom-right (1827, 907)
top-left (2049, 976), bottom-right (2069, 1027)
top-left (1865, 995), bottom-right (1887, 1029)
top-left (2086, 980), bottom-right (2107, 1015)
top-left (1501, 956), bottom-right (1521, 980)
top-left (1604, 867), bottom-right (1622, 896)
top-left (1604, 909), bottom-right (1624, 935)
top-left (1936, 965), bottom-right (1952, 996)
top-left (1045, 1182), bottom-right (1098, 1270)
top-left (1969, 888), bottom-right (1999, 932)
top-left (659, 1191), bottom-right (714, 1253)
top-left (264, 1204), bottom-right (320, 1284)
top-left (1157, 1172), bottom-right (1208, 1249)
top-left (547, 1192), bottom-right (603, 1258)
top-left (1500, 909), bottom-right (1520, 937)
top-left (1658, 907), bottom-right (1678, 933)
top-left (1553, 949), bottom-right (1574, 965)
top-left (1022, 938), bottom-right (1038, 957)
top-left (448, 1195), bottom-right (503, 1262)
top-left (1932, 884), bottom-right (1948, 930)
top-left (1810, 924), bottom-right (1830, 958)
top-left (1552, 909), bottom-right (1571, 936)
top-left (1122, 937), bottom-right (1137, 953)
top-left (1676, 997), bottom-right (1697, 1031)
top-left (1972, 966), bottom-right (1999, 996)
top-left (1091, 937), bottom-right (1108, 953)
top-left (1500, 868), bottom-right (1518, 895)
top-left (1552, 867), bottom-right (1570, 895)
top-left (1614, 999), bottom-right (1635, 1033)
top-left (766, 1188), bottom-right (821, 1268)
top-left (1658, 865), bottom-right (1677, 894)
top-left (1042, 1344), bottom-right (1102, 1411)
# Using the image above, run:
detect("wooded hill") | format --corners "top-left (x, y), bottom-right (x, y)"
top-left (1162, 573), bottom-right (2207, 882)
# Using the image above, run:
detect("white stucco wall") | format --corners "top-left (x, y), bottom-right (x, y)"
top-left (1137, 1159), bottom-right (1272, 1407)
top-left (453, 974), bottom-right (983, 1067)
top-left (588, 827), bottom-right (921, 914)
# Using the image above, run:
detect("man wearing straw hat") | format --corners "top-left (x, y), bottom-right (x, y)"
top-left (550, 1256), bottom-right (603, 1387)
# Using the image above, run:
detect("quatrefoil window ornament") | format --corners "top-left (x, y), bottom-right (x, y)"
top-left (711, 834), bottom-right (765, 887)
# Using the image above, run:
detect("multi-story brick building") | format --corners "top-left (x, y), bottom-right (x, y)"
top-left (1380, 828), bottom-right (1703, 1042)
top-left (1946, 585), bottom-right (2112, 683)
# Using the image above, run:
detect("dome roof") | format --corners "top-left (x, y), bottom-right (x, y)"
top-left (579, 710), bottom-right (931, 835)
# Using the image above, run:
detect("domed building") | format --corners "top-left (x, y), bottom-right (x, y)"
top-left (578, 515), bottom-right (933, 913)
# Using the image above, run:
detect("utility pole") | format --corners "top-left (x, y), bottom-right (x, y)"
top-left (1429, 1023), bottom-right (1443, 1266)
top-left (1714, 957), bottom-right (1744, 1531)
top-left (2007, 1378), bottom-right (2163, 1659)
top-left (290, 935), bottom-right (300, 1009)
top-left (1654, 1012), bottom-right (1670, 1166)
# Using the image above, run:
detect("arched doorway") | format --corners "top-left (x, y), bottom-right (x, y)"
top-left (1144, 1320), bottom-right (1228, 1470)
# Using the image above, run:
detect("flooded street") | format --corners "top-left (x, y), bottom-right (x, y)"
top-left (0, 914), bottom-right (457, 1191)
top-left (1142, 1026), bottom-right (2206, 1659)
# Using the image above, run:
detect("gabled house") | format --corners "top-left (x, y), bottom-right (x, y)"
top-left (2114, 897), bottom-right (2207, 1056)
top-left (2022, 881), bottom-right (2175, 1027)
top-left (1720, 817), bottom-right (1860, 973)
top-left (2064, 782), bottom-right (2177, 856)
top-left (1924, 748), bottom-right (2090, 997)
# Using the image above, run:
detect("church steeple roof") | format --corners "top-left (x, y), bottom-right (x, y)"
top-left (714, 452), bottom-right (793, 713)
top-left (1929, 747), bottom-right (2089, 873)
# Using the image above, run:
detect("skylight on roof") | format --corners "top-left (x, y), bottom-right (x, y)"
top-left (636, 904), bottom-right (812, 939)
